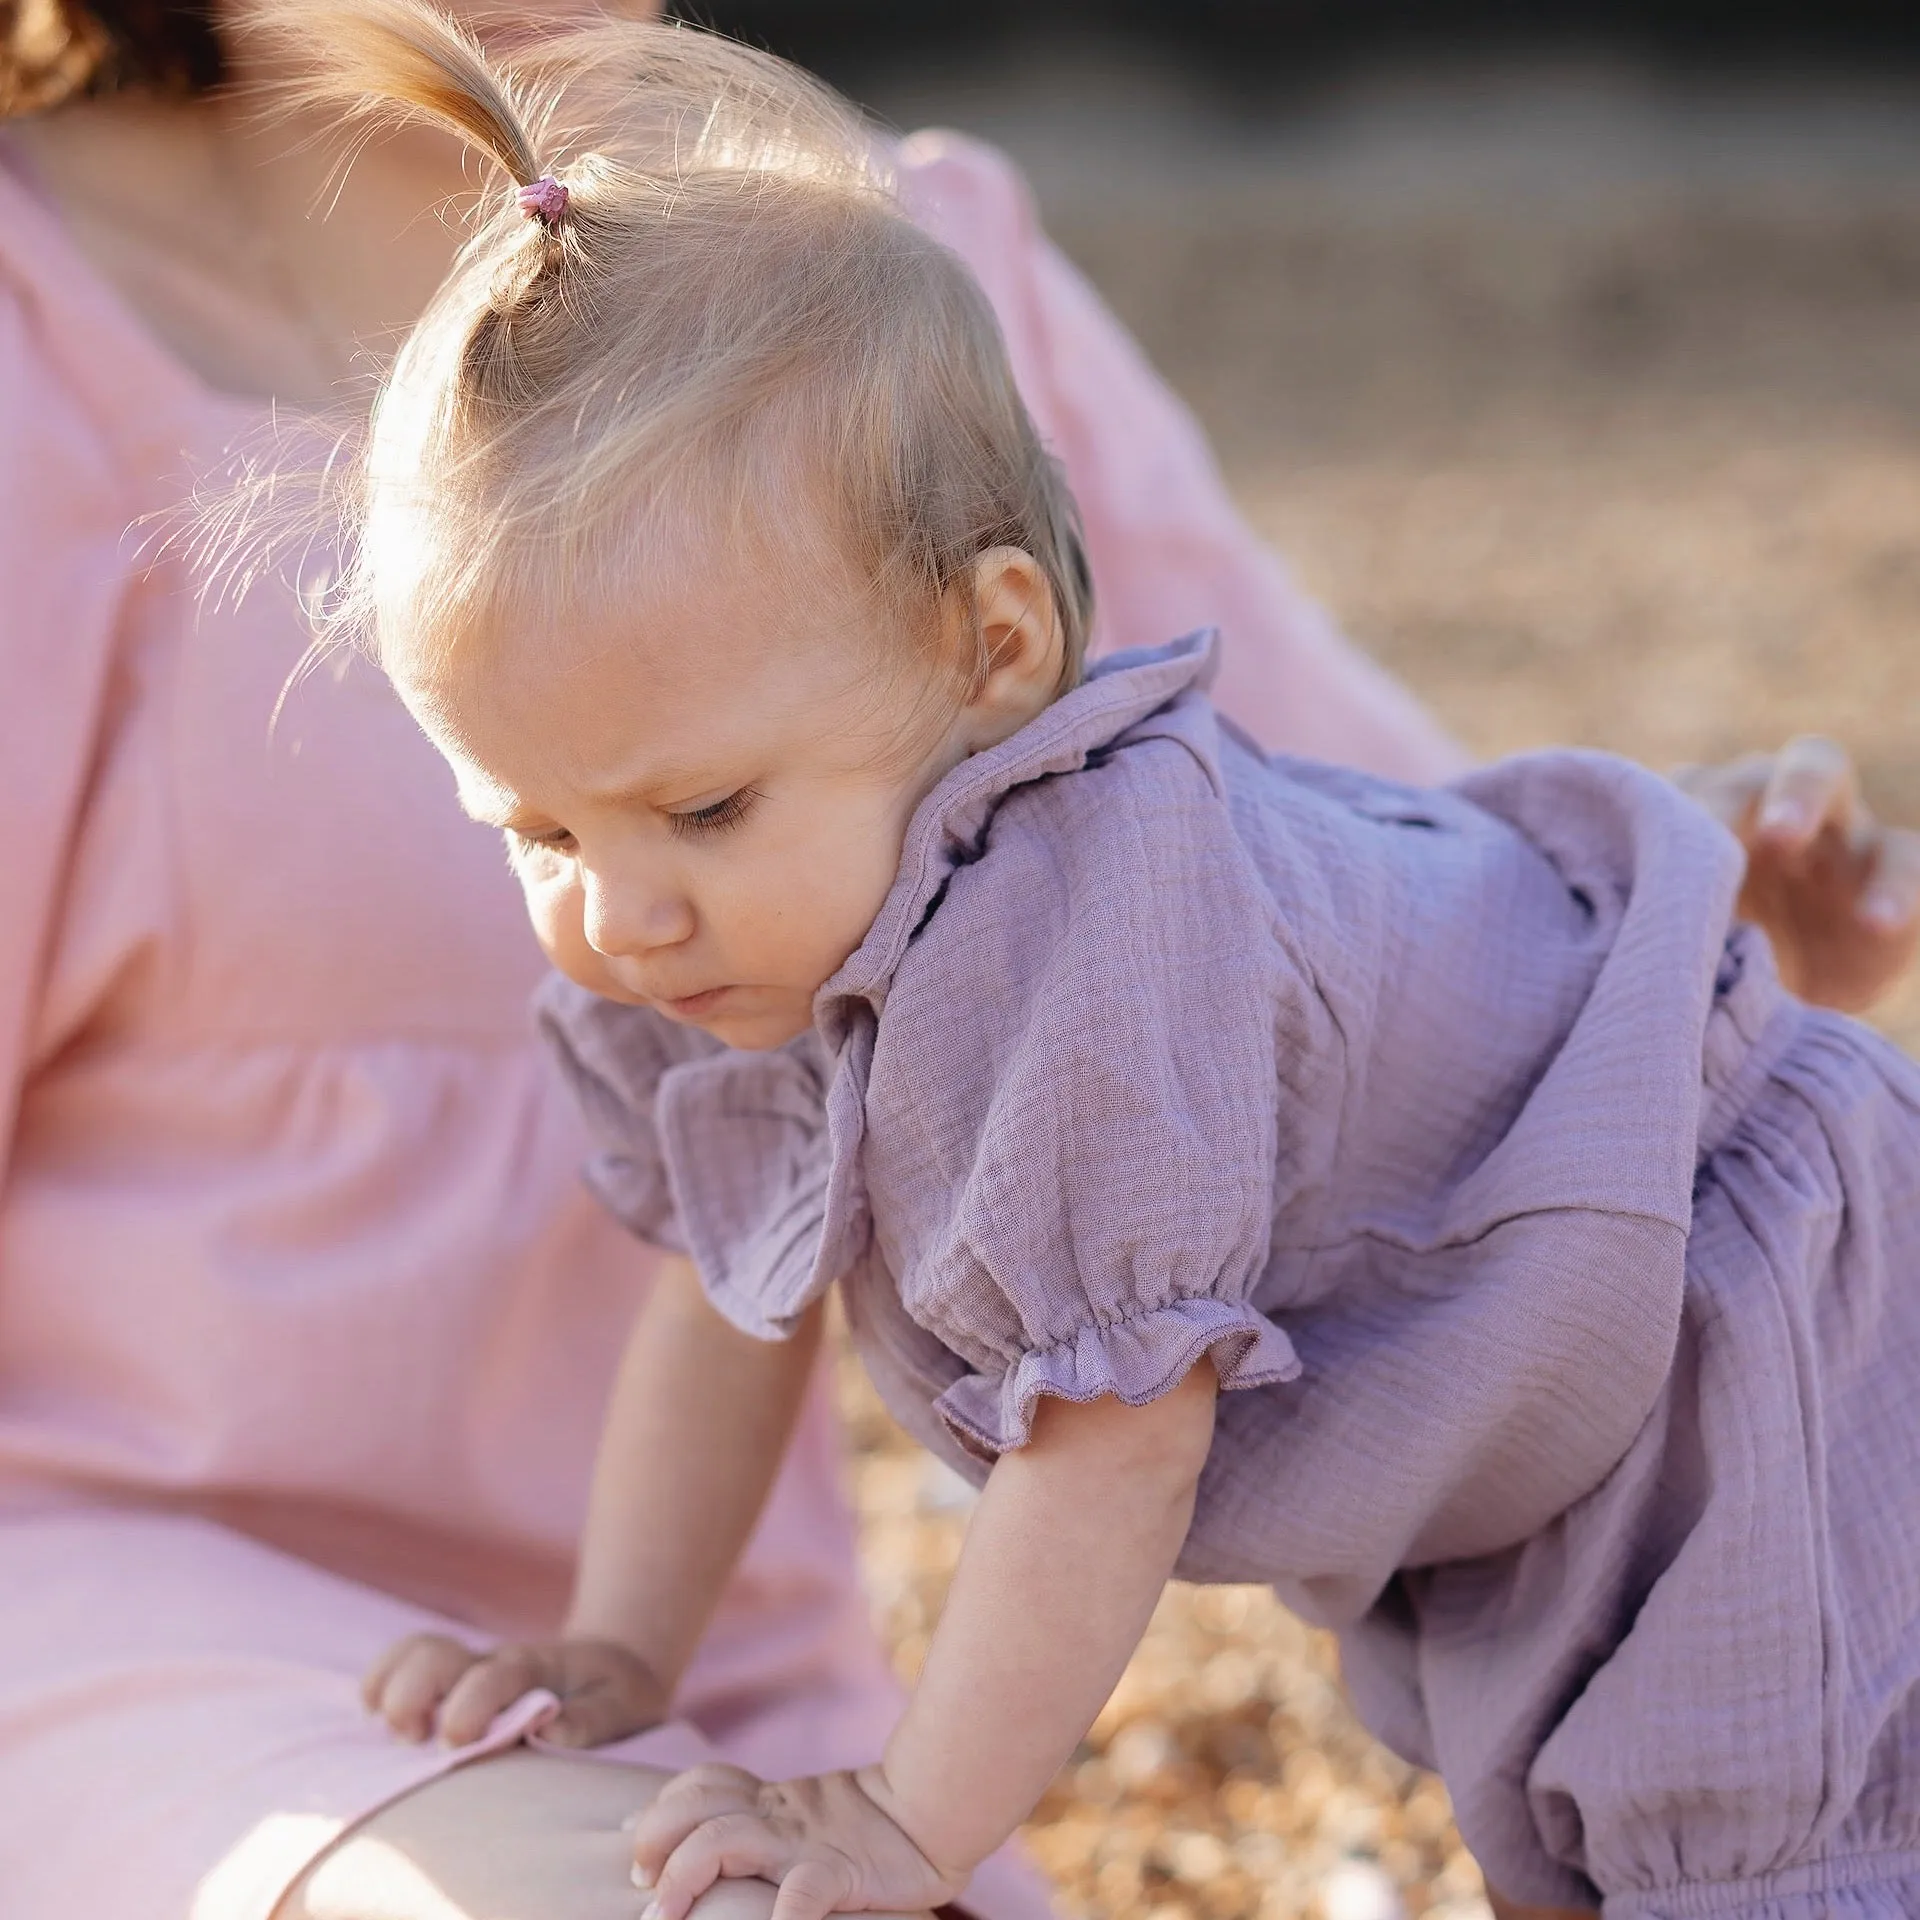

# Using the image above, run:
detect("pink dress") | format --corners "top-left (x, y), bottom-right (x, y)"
top-left (0, 128), bottom-right (1461, 1920)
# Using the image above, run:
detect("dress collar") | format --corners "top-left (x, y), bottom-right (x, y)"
top-left (817, 629), bottom-right (1221, 1022)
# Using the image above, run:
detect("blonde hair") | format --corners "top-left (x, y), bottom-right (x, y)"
top-left (252, 0), bottom-right (1092, 706)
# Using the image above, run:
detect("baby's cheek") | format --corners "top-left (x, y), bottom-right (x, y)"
top-left (758, 864), bottom-right (878, 989)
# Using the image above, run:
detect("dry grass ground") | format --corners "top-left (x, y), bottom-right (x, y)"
top-left (833, 45), bottom-right (1920, 1920)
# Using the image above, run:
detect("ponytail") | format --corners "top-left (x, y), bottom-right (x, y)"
top-left (248, 0), bottom-right (542, 187)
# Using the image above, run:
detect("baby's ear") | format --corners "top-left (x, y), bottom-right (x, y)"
top-left (961, 546), bottom-right (1064, 747)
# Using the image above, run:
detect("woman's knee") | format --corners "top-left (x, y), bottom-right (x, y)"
top-left (272, 1750), bottom-right (775, 1920)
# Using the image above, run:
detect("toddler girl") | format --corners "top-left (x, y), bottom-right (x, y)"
top-left (270, 5), bottom-right (1920, 1915)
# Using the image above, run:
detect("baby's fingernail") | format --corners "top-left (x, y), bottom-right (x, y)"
top-left (1760, 798), bottom-right (1808, 835)
top-left (1863, 887), bottom-right (1910, 930)
top-left (631, 1863), bottom-right (655, 1890)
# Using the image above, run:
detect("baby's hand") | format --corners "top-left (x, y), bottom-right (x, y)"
top-left (1676, 737), bottom-right (1920, 1013)
top-left (361, 1631), bottom-right (670, 1749)
top-left (630, 1762), bottom-right (965, 1920)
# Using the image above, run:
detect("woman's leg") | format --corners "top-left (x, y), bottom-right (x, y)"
top-left (275, 1752), bottom-right (772, 1920)
top-left (274, 1752), bottom-right (935, 1920)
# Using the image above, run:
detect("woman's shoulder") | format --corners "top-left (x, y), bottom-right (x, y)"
top-left (0, 142), bottom-right (206, 481)
top-left (889, 128), bottom-right (1059, 387)
top-left (891, 128), bottom-right (1037, 256)
top-left (0, 150), bottom-right (166, 695)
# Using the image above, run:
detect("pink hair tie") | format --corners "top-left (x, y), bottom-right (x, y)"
top-left (518, 176), bottom-right (569, 226)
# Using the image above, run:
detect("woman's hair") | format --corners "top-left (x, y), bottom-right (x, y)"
top-left (252, 0), bottom-right (1092, 704)
top-left (1, 1), bottom-right (221, 117)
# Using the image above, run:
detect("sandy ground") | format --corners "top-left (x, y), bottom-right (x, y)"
top-left (821, 43), bottom-right (1920, 1920)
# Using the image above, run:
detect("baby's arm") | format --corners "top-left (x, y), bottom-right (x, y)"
top-left (881, 1366), bottom-right (1219, 1866)
top-left (633, 1362), bottom-right (1220, 1919)
top-left (364, 1255), bottom-right (822, 1746)
top-left (566, 1254), bottom-right (824, 1683)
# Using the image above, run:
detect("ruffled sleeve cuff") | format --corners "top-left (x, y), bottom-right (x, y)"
top-left (934, 1297), bottom-right (1302, 1458)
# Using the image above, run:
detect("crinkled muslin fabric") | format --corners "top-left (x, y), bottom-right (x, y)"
top-left (0, 122), bottom-right (1459, 1919)
top-left (543, 635), bottom-right (1920, 1917)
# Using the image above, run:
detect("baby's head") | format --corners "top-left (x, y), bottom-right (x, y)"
top-left (277, 0), bottom-right (1090, 1048)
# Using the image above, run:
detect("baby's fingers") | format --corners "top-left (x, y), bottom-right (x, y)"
top-left (1861, 826), bottom-right (1920, 936)
top-left (360, 1633), bottom-right (422, 1713)
top-left (768, 1859), bottom-right (858, 1920)
top-left (1673, 751), bottom-right (1771, 833)
top-left (435, 1645), bottom-right (549, 1747)
top-left (364, 1634), bottom-right (481, 1743)
top-left (542, 1674), bottom-right (659, 1749)
top-left (1755, 735), bottom-right (1858, 850)
top-left (632, 1764), bottom-right (762, 1877)
top-left (645, 1813), bottom-right (794, 1920)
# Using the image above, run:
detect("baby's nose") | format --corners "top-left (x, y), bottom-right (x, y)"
top-left (583, 877), bottom-right (695, 957)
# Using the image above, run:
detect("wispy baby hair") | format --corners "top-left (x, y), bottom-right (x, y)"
top-left (250, 0), bottom-right (1092, 699)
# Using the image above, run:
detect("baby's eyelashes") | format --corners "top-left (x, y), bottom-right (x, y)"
top-left (664, 787), bottom-right (762, 840)
top-left (499, 793), bottom-right (761, 857)
top-left (506, 825), bottom-right (578, 859)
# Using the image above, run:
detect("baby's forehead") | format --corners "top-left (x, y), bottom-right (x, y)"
top-left (398, 598), bottom-right (927, 810)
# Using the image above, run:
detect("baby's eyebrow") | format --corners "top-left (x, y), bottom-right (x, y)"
top-left (585, 764), bottom-right (733, 808)
top-left (451, 773), bottom-right (524, 829)
top-left (449, 759), bottom-right (738, 827)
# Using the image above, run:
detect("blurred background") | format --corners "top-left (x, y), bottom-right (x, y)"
top-left (693, 9), bottom-right (1920, 1919)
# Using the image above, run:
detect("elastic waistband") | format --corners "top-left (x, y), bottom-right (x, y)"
top-left (1696, 923), bottom-right (1809, 1163)
top-left (1603, 1847), bottom-right (1920, 1917)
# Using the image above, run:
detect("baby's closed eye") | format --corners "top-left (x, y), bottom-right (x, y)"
top-left (509, 825), bottom-right (577, 855)
top-left (665, 787), bottom-right (762, 840)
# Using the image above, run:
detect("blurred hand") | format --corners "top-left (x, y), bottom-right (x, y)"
top-left (1675, 737), bottom-right (1920, 1013)
top-left (630, 1763), bottom-right (964, 1920)
top-left (361, 1631), bottom-right (670, 1749)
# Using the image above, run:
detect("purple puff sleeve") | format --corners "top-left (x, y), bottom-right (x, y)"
top-left (859, 708), bottom-right (1311, 1458)
top-left (537, 973), bottom-right (867, 1340)
top-left (534, 973), bottom-right (718, 1252)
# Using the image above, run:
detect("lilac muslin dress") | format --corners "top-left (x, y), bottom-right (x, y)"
top-left (543, 634), bottom-right (1920, 1918)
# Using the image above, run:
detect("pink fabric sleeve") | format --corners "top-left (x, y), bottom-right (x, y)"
top-left (898, 131), bottom-right (1469, 781)
top-left (0, 273), bottom-right (135, 1189)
